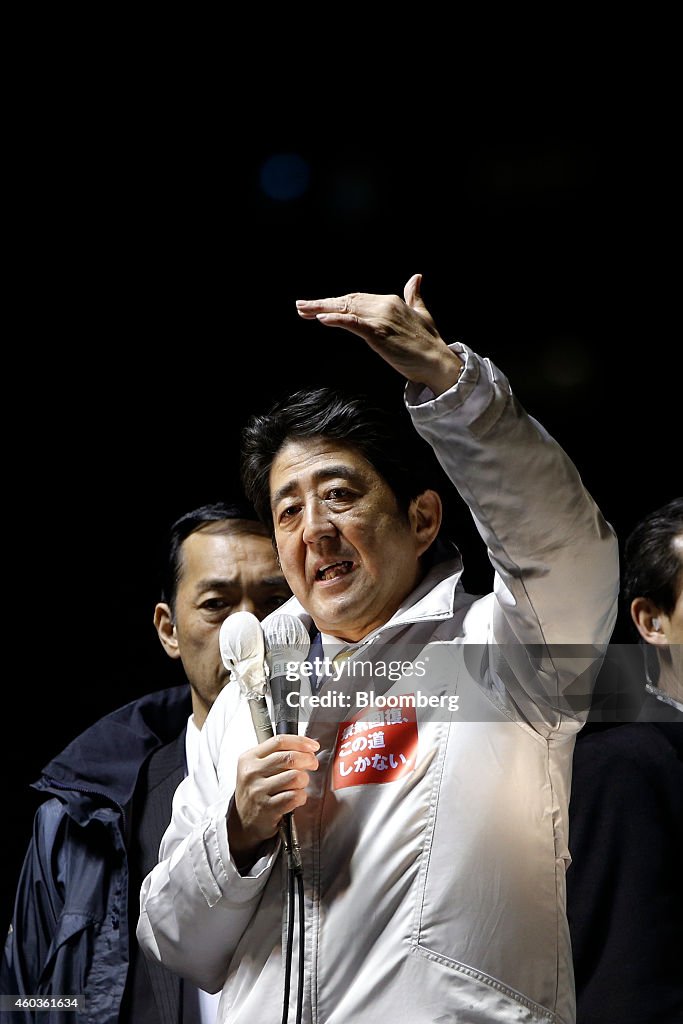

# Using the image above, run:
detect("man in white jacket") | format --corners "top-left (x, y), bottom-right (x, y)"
top-left (137, 274), bottom-right (619, 1024)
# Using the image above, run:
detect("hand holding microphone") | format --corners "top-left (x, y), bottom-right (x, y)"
top-left (219, 612), bottom-right (318, 873)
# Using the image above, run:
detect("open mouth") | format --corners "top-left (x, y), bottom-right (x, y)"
top-left (315, 560), bottom-right (354, 582)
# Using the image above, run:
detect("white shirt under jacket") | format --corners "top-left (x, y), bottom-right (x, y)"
top-left (137, 343), bottom-right (619, 1024)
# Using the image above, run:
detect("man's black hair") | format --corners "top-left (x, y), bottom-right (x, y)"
top-left (241, 387), bottom-right (451, 538)
top-left (161, 501), bottom-right (264, 610)
top-left (623, 497), bottom-right (683, 617)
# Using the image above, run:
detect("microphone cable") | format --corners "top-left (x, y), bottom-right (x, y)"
top-left (219, 611), bottom-right (308, 1024)
top-left (263, 612), bottom-right (311, 1024)
top-left (281, 814), bottom-right (304, 1024)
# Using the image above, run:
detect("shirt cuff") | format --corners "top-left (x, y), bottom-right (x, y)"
top-left (187, 800), bottom-right (279, 909)
top-left (405, 342), bottom-right (509, 432)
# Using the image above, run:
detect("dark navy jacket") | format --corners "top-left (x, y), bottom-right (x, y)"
top-left (1, 686), bottom-right (192, 1024)
top-left (567, 691), bottom-right (683, 1024)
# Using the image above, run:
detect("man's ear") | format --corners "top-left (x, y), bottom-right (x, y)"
top-left (154, 602), bottom-right (181, 660)
top-left (631, 597), bottom-right (668, 647)
top-left (409, 490), bottom-right (443, 558)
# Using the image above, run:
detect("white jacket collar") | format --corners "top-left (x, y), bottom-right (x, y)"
top-left (268, 554), bottom-right (465, 645)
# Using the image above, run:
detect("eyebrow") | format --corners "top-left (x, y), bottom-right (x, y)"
top-left (195, 575), bottom-right (288, 593)
top-left (271, 465), bottom-right (363, 507)
top-left (259, 575), bottom-right (290, 587)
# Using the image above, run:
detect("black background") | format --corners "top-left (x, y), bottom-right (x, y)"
top-left (4, 56), bottom-right (680, 934)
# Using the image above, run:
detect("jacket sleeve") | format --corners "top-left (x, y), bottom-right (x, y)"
top-left (136, 687), bottom-right (280, 994)
top-left (406, 342), bottom-right (619, 734)
top-left (1, 801), bottom-right (67, 1017)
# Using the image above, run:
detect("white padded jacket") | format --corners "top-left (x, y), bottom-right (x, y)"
top-left (137, 345), bottom-right (619, 1024)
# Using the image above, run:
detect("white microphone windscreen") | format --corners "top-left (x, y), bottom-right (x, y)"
top-left (219, 611), bottom-right (267, 697)
top-left (263, 613), bottom-right (311, 678)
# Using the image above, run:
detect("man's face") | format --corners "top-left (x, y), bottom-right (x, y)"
top-left (156, 523), bottom-right (290, 722)
top-left (269, 438), bottom-right (429, 642)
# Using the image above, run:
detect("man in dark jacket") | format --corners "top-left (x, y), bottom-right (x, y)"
top-left (1, 502), bottom-right (291, 1024)
top-left (567, 497), bottom-right (683, 1024)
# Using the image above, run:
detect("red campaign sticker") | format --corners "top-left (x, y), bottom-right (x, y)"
top-left (332, 701), bottom-right (418, 790)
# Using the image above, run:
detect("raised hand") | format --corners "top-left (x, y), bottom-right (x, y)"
top-left (296, 273), bottom-right (463, 396)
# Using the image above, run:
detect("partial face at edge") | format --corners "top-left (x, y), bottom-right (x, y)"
top-left (631, 533), bottom-right (683, 700)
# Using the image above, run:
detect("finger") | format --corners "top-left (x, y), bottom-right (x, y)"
top-left (261, 768), bottom-right (311, 794)
top-left (254, 734), bottom-right (320, 758)
top-left (258, 749), bottom-right (320, 778)
top-left (297, 310), bottom-right (371, 340)
top-left (312, 313), bottom-right (363, 330)
top-left (267, 788), bottom-right (310, 817)
top-left (234, 769), bottom-right (312, 823)
top-left (241, 789), bottom-right (309, 840)
top-left (404, 273), bottom-right (428, 314)
top-left (295, 295), bottom-right (356, 317)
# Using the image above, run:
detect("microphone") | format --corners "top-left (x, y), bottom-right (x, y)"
top-left (218, 610), bottom-right (303, 874)
top-left (219, 610), bottom-right (273, 745)
top-left (263, 613), bottom-right (311, 735)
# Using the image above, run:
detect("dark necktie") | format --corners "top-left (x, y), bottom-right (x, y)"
top-left (308, 629), bottom-right (324, 693)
